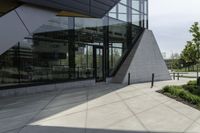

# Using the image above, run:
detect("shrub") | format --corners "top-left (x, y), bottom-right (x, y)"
top-left (163, 85), bottom-right (182, 92)
top-left (182, 80), bottom-right (200, 96)
top-left (162, 86), bottom-right (170, 93)
top-left (187, 80), bottom-right (197, 86)
top-left (179, 91), bottom-right (187, 99)
top-left (162, 85), bottom-right (200, 105)
top-left (182, 85), bottom-right (195, 93)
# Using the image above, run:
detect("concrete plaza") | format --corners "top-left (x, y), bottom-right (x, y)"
top-left (1, 79), bottom-right (200, 133)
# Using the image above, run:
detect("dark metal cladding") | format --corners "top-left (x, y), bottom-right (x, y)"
top-left (19, 0), bottom-right (121, 18)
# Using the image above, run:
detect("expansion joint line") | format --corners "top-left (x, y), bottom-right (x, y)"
top-left (17, 89), bottom-right (64, 133)
top-left (115, 91), bottom-right (150, 132)
top-left (85, 87), bottom-right (90, 133)
top-left (14, 9), bottom-right (31, 35)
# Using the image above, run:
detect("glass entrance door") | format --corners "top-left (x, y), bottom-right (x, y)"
top-left (93, 46), bottom-right (104, 82)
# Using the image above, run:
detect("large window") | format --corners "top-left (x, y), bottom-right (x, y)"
top-left (132, 0), bottom-right (148, 28)
top-left (0, 38), bottom-right (70, 85)
top-left (108, 3), bottom-right (128, 22)
top-left (109, 43), bottom-right (123, 73)
top-left (132, 9), bottom-right (141, 26)
top-left (75, 44), bottom-right (94, 79)
top-left (108, 0), bottom-right (148, 28)
top-left (108, 18), bottom-right (128, 75)
top-left (0, 13), bottom-right (144, 87)
top-left (74, 17), bottom-right (104, 79)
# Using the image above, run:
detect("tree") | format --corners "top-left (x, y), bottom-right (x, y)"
top-left (180, 22), bottom-right (200, 69)
top-left (170, 53), bottom-right (180, 69)
top-left (189, 22), bottom-right (200, 61)
top-left (180, 41), bottom-right (198, 69)
top-left (190, 22), bottom-right (200, 44)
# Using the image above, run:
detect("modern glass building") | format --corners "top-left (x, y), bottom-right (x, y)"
top-left (0, 0), bottom-right (170, 89)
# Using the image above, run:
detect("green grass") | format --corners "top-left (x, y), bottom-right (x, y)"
top-left (175, 69), bottom-right (191, 72)
top-left (180, 76), bottom-right (196, 79)
top-left (187, 80), bottom-right (197, 85)
top-left (161, 80), bottom-right (200, 107)
top-left (174, 64), bottom-right (200, 72)
top-left (182, 80), bottom-right (200, 96)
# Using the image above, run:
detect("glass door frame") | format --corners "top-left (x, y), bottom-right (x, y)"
top-left (93, 45), bottom-right (105, 82)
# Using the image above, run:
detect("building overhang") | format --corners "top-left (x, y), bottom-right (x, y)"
top-left (19, 0), bottom-right (120, 18)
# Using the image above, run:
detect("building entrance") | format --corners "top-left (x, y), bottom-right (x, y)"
top-left (93, 46), bottom-right (104, 82)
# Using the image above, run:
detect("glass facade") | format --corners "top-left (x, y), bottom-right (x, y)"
top-left (109, 0), bottom-right (148, 28)
top-left (0, 0), bottom-right (147, 87)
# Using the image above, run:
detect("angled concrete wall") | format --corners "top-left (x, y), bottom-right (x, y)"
top-left (0, 4), bottom-right (56, 55)
top-left (112, 30), bottom-right (171, 84)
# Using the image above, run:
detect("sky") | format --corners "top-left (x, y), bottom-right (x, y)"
top-left (149, 0), bottom-right (200, 59)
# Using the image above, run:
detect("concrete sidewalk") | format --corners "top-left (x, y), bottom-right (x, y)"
top-left (1, 79), bottom-right (200, 133)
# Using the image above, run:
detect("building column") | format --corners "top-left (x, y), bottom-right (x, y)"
top-left (68, 17), bottom-right (76, 79)
top-left (103, 16), bottom-right (109, 78)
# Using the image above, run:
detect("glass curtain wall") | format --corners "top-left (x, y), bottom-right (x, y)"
top-left (74, 17), bottom-right (104, 79)
top-left (109, 0), bottom-right (148, 28)
top-left (108, 18), bottom-right (127, 74)
top-left (0, 0), bottom-right (146, 87)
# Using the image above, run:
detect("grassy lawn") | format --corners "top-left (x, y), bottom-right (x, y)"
top-left (174, 64), bottom-right (200, 72)
top-left (180, 76), bottom-right (197, 78)
top-left (160, 80), bottom-right (200, 110)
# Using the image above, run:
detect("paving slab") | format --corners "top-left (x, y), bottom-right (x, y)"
top-left (31, 102), bottom-right (87, 122)
top-left (164, 100), bottom-right (200, 121)
top-left (117, 88), bottom-right (145, 100)
top-left (107, 116), bottom-right (147, 132)
top-left (185, 122), bottom-right (200, 133)
top-left (137, 104), bottom-right (194, 132)
top-left (0, 112), bottom-right (37, 133)
top-left (124, 94), bottom-right (161, 114)
top-left (0, 78), bottom-right (200, 133)
top-left (20, 111), bottom-right (86, 133)
top-left (88, 92), bottom-right (121, 109)
top-left (4, 128), bottom-right (22, 133)
top-left (86, 102), bottom-right (132, 129)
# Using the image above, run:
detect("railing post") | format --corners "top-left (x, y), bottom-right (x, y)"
top-left (197, 77), bottom-right (200, 86)
top-left (173, 73), bottom-right (175, 80)
top-left (151, 73), bottom-right (155, 88)
top-left (128, 73), bottom-right (130, 85)
top-left (177, 73), bottom-right (179, 80)
top-left (77, 67), bottom-right (80, 79)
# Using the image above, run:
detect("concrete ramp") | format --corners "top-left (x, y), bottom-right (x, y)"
top-left (0, 4), bottom-right (56, 55)
top-left (112, 30), bottom-right (171, 84)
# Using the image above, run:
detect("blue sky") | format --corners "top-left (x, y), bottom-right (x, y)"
top-left (149, 0), bottom-right (200, 58)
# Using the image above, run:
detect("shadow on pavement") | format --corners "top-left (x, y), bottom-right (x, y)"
top-left (20, 125), bottom-right (183, 133)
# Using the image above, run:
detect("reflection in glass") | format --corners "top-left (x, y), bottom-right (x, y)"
top-left (120, 0), bottom-right (127, 5)
top-left (0, 0), bottom-right (146, 87)
top-left (132, 0), bottom-right (140, 11)
top-left (108, 0), bottom-right (148, 28)
top-left (75, 44), bottom-right (94, 79)
top-left (108, 18), bottom-right (128, 75)
top-left (95, 48), bottom-right (104, 81)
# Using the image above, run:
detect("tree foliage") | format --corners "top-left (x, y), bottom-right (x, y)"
top-left (170, 53), bottom-right (180, 69)
top-left (190, 22), bottom-right (200, 44)
top-left (180, 41), bottom-right (197, 65)
top-left (180, 22), bottom-right (200, 67)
